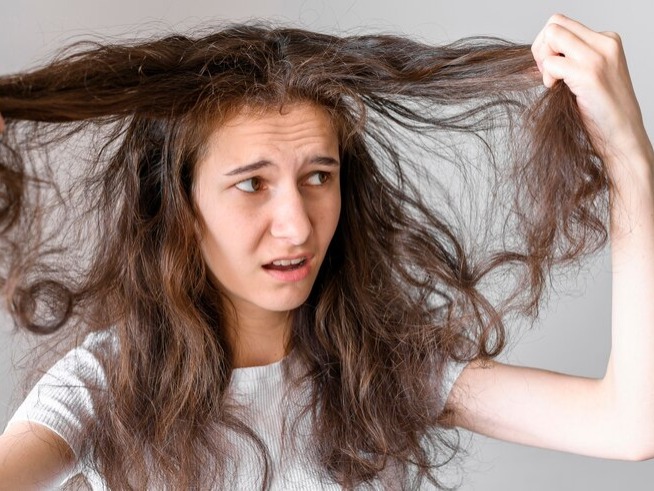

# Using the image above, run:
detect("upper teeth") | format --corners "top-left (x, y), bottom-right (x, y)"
top-left (272, 257), bottom-right (304, 266)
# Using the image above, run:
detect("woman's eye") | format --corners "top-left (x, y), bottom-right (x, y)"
top-left (235, 177), bottom-right (263, 193)
top-left (306, 171), bottom-right (331, 186)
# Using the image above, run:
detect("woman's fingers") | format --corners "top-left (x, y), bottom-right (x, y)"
top-left (533, 24), bottom-right (591, 87)
top-left (0, 114), bottom-right (4, 134)
top-left (535, 23), bottom-right (590, 63)
top-left (544, 14), bottom-right (603, 44)
top-left (547, 14), bottom-right (624, 57)
top-left (531, 14), bottom-right (648, 162)
top-left (531, 14), bottom-right (620, 84)
top-left (540, 54), bottom-right (575, 88)
top-left (532, 20), bottom-right (596, 83)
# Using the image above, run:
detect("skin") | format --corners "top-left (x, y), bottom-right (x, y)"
top-left (447, 14), bottom-right (654, 460)
top-left (193, 102), bottom-right (341, 368)
top-left (0, 422), bottom-right (75, 490)
top-left (0, 14), bottom-right (653, 489)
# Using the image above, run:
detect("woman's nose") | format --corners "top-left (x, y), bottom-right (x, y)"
top-left (269, 187), bottom-right (312, 245)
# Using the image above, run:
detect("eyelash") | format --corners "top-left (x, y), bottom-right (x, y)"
top-left (235, 171), bottom-right (333, 193)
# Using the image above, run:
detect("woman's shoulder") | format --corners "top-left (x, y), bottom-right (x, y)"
top-left (4, 328), bottom-right (117, 459)
top-left (78, 328), bottom-right (119, 353)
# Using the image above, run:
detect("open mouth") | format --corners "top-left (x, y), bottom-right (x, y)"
top-left (262, 258), bottom-right (307, 271)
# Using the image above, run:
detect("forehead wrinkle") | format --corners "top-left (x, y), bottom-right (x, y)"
top-left (200, 104), bottom-right (340, 177)
top-left (219, 127), bottom-right (338, 162)
top-left (226, 119), bottom-right (335, 142)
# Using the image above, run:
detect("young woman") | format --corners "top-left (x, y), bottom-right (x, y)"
top-left (0, 13), bottom-right (652, 490)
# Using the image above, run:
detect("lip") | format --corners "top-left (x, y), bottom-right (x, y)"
top-left (262, 254), bottom-right (314, 282)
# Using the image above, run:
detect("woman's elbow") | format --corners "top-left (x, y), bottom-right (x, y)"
top-left (612, 429), bottom-right (654, 461)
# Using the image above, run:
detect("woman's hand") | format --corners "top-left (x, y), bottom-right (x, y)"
top-left (446, 15), bottom-right (654, 461)
top-left (531, 14), bottom-right (652, 166)
top-left (0, 113), bottom-right (4, 134)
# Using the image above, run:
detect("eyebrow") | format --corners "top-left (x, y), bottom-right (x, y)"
top-left (224, 156), bottom-right (340, 176)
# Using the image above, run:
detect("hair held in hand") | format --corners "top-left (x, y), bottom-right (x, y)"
top-left (0, 22), bottom-right (611, 490)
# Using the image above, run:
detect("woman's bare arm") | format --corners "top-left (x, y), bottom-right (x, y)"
top-left (0, 421), bottom-right (76, 490)
top-left (447, 14), bottom-right (654, 461)
top-left (0, 115), bottom-right (76, 488)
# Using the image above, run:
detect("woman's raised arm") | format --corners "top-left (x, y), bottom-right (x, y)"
top-left (446, 14), bottom-right (654, 461)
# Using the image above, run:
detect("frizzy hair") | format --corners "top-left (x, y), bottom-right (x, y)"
top-left (0, 21), bottom-right (610, 489)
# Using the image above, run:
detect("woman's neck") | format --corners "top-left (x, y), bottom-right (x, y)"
top-left (225, 305), bottom-right (293, 368)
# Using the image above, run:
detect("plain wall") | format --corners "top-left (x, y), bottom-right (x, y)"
top-left (1, 0), bottom-right (653, 489)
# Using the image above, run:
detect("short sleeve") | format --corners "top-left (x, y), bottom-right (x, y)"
top-left (4, 331), bottom-right (113, 459)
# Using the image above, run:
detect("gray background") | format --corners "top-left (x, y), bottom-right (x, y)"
top-left (1, 0), bottom-right (653, 489)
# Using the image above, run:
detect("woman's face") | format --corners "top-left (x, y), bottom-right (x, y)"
top-left (193, 102), bottom-right (341, 319)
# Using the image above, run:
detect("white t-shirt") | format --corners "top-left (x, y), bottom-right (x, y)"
top-left (6, 331), bottom-right (466, 490)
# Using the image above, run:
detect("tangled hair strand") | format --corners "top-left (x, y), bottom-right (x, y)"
top-left (0, 21), bottom-right (610, 490)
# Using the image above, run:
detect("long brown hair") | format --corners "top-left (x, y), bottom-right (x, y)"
top-left (0, 22), bottom-right (610, 489)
